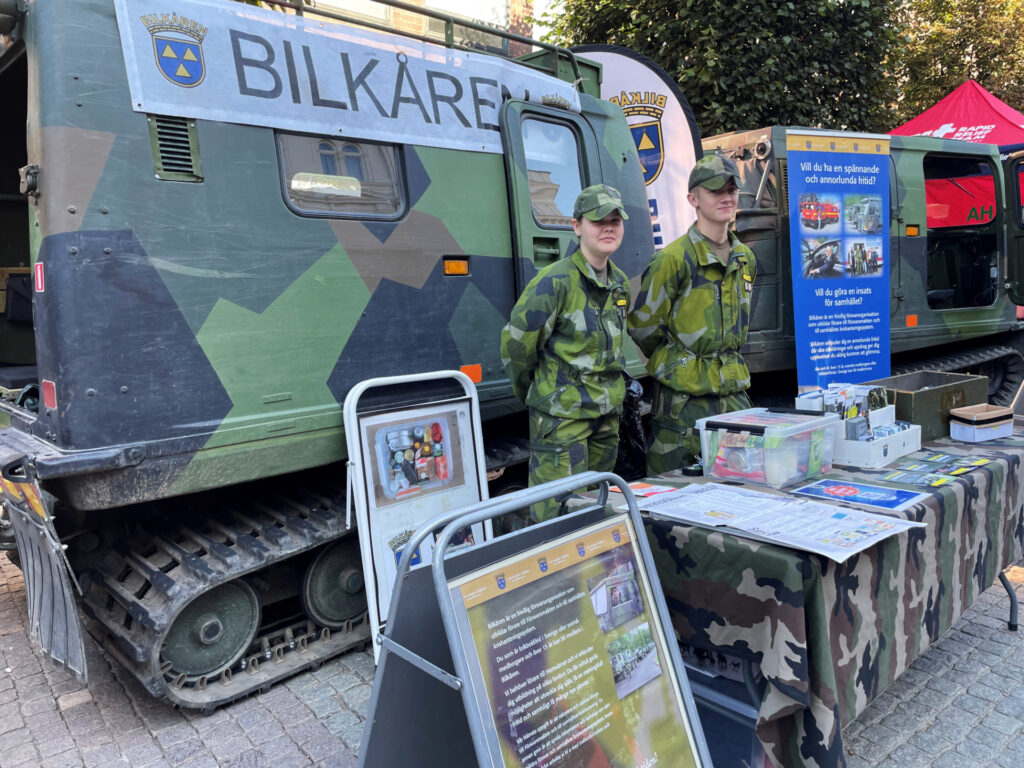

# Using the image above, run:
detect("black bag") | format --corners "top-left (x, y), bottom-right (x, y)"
top-left (614, 373), bottom-right (648, 481)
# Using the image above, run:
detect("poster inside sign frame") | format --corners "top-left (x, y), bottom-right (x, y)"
top-left (446, 514), bottom-right (705, 768)
top-left (356, 397), bottom-right (488, 640)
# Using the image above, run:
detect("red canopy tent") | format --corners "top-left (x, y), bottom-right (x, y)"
top-left (890, 80), bottom-right (1024, 148)
top-left (891, 81), bottom-right (1024, 229)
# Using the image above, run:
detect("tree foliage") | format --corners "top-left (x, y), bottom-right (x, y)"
top-left (894, 0), bottom-right (1024, 123)
top-left (543, 0), bottom-right (902, 136)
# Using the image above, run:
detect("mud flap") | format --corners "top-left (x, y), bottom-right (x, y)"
top-left (2, 455), bottom-right (87, 682)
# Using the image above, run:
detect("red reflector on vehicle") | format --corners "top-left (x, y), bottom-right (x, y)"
top-left (460, 364), bottom-right (482, 383)
top-left (42, 380), bottom-right (56, 410)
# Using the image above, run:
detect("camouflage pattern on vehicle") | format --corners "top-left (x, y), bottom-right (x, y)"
top-left (703, 126), bottom-right (1024, 405)
top-left (0, 0), bottom-right (652, 708)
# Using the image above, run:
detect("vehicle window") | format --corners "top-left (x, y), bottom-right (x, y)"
top-left (521, 119), bottom-right (582, 228)
top-left (278, 133), bottom-right (403, 218)
top-left (923, 154), bottom-right (998, 310)
top-left (1018, 164), bottom-right (1024, 225)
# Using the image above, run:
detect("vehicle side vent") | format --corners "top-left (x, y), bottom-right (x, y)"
top-left (778, 159), bottom-right (788, 209)
top-left (148, 115), bottom-right (203, 182)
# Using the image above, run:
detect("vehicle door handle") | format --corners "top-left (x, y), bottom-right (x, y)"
top-left (533, 237), bottom-right (562, 264)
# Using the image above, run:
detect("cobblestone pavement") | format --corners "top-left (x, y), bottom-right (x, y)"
top-left (841, 562), bottom-right (1024, 768)
top-left (1, 552), bottom-right (1022, 767)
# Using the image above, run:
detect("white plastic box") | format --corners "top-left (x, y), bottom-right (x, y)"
top-left (695, 408), bottom-right (839, 489)
top-left (948, 404), bottom-right (1014, 442)
top-left (831, 406), bottom-right (922, 468)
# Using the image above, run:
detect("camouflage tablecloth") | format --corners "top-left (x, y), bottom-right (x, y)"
top-left (643, 432), bottom-right (1024, 768)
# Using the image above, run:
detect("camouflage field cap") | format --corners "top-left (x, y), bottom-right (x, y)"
top-left (688, 154), bottom-right (741, 191)
top-left (573, 184), bottom-right (629, 221)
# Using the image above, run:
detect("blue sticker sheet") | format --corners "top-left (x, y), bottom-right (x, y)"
top-left (793, 479), bottom-right (928, 511)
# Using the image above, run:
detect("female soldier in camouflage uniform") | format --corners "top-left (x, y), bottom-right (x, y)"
top-left (500, 185), bottom-right (632, 521)
top-left (629, 155), bottom-right (757, 475)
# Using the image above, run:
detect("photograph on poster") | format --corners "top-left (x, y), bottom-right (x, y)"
top-left (802, 237), bottom-right (844, 278)
top-left (366, 410), bottom-right (463, 507)
top-left (449, 516), bottom-right (701, 768)
top-left (607, 622), bottom-right (662, 700)
top-left (843, 238), bottom-right (884, 277)
top-left (844, 193), bottom-right (884, 233)
top-left (587, 562), bottom-right (644, 633)
top-left (798, 193), bottom-right (841, 231)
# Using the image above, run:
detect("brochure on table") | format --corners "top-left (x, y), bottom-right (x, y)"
top-left (632, 483), bottom-right (925, 563)
top-left (447, 514), bottom-right (704, 768)
top-left (345, 372), bottom-right (490, 659)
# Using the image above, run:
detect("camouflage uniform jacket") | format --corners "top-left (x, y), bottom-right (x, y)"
top-left (501, 249), bottom-right (631, 419)
top-left (629, 224), bottom-right (756, 396)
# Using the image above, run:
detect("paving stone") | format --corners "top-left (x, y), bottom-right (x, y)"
top-left (82, 743), bottom-right (123, 768)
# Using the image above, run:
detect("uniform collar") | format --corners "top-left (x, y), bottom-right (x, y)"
top-left (571, 248), bottom-right (623, 289)
top-left (687, 224), bottom-right (742, 270)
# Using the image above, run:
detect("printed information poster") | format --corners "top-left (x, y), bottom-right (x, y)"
top-left (357, 400), bottom-right (486, 625)
top-left (786, 131), bottom-right (892, 387)
top-left (448, 516), bottom-right (701, 768)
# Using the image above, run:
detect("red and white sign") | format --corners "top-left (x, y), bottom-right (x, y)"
top-left (34, 262), bottom-right (44, 292)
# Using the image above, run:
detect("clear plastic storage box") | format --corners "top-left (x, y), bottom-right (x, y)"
top-left (695, 408), bottom-right (840, 489)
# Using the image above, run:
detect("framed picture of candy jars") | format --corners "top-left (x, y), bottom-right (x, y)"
top-left (344, 371), bottom-right (491, 658)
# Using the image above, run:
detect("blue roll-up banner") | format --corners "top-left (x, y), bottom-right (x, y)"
top-left (786, 131), bottom-right (892, 388)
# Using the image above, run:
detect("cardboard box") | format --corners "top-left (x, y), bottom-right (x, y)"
top-left (695, 408), bottom-right (839, 489)
top-left (865, 371), bottom-right (988, 441)
top-left (948, 403), bottom-right (1014, 443)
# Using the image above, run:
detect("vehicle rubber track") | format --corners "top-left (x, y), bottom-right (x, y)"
top-left (78, 481), bottom-right (370, 711)
top-left (891, 344), bottom-right (1024, 406)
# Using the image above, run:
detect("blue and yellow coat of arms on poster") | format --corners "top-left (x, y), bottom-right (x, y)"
top-left (142, 13), bottom-right (207, 88)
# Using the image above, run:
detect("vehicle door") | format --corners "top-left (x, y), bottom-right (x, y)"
top-left (1004, 150), bottom-right (1024, 304)
top-left (499, 100), bottom-right (597, 295)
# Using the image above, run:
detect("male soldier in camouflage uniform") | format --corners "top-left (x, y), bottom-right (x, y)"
top-left (501, 185), bottom-right (632, 521)
top-left (629, 155), bottom-right (757, 474)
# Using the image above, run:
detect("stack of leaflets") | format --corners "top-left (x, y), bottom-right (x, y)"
top-left (878, 451), bottom-right (992, 488)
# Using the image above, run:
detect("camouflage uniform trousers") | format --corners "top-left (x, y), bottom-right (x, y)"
top-left (647, 383), bottom-right (752, 476)
top-left (528, 408), bottom-right (620, 522)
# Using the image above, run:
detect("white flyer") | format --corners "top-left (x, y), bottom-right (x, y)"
top-left (632, 483), bottom-right (925, 563)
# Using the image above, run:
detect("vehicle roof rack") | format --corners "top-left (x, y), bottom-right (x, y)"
top-left (264, 0), bottom-right (585, 90)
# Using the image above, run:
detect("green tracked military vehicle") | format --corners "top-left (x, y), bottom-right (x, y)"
top-left (704, 126), bottom-right (1024, 403)
top-left (0, 0), bottom-right (652, 709)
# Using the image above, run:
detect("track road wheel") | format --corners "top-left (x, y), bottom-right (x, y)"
top-left (301, 538), bottom-right (366, 629)
top-left (161, 580), bottom-right (260, 683)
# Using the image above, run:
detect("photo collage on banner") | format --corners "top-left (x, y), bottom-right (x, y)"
top-left (786, 131), bottom-right (892, 388)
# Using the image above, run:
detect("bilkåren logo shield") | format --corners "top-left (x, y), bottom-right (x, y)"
top-left (142, 12), bottom-right (207, 88)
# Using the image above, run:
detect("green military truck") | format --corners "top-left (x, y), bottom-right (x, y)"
top-left (0, 0), bottom-right (652, 709)
top-left (704, 126), bottom-right (1024, 404)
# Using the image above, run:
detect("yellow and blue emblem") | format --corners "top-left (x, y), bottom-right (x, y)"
top-left (630, 120), bottom-right (664, 184)
top-left (537, 557), bottom-right (548, 573)
top-left (142, 13), bottom-right (207, 88)
top-left (496, 572), bottom-right (506, 590)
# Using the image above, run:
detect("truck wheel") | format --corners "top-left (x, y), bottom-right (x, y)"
top-left (161, 580), bottom-right (261, 682)
top-left (301, 538), bottom-right (366, 629)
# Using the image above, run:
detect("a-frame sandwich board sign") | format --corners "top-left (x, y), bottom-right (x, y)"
top-left (343, 370), bottom-right (492, 660)
top-left (358, 471), bottom-right (711, 768)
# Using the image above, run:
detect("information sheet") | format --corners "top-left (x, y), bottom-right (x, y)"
top-left (448, 516), bottom-right (702, 768)
top-left (636, 483), bottom-right (925, 562)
